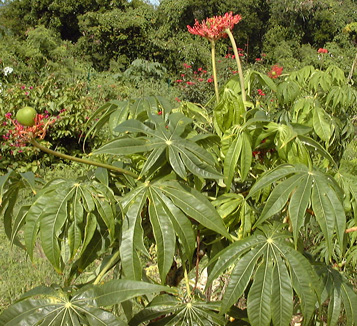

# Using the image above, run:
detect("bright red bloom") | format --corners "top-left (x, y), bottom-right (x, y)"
top-left (5, 113), bottom-right (56, 145)
top-left (318, 48), bottom-right (328, 54)
top-left (207, 78), bottom-right (214, 83)
top-left (268, 65), bottom-right (283, 79)
top-left (186, 81), bottom-right (195, 85)
top-left (187, 12), bottom-right (242, 41)
top-left (257, 89), bottom-right (266, 96)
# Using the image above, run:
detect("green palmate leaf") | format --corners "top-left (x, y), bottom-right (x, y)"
top-left (129, 296), bottom-right (224, 326)
top-left (313, 105), bottom-right (333, 142)
top-left (247, 259), bottom-right (273, 326)
top-left (211, 224), bottom-right (318, 322)
top-left (0, 284), bottom-right (141, 326)
top-left (249, 165), bottom-right (346, 256)
top-left (148, 189), bottom-right (176, 283)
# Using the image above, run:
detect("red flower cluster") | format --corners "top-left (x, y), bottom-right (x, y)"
top-left (268, 65), bottom-right (283, 79)
top-left (257, 89), bottom-right (266, 96)
top-left (318, 48), bottom-right (328, 54)
top-left (187, 12), bottom-right (242, 41)
top-left (4, 112), bottom-right (57, 145)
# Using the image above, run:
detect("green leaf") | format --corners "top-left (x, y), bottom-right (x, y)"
top-left (270, 248), bottom-right (293, 326)
top-left (80, 280), bottom-right (175, 307)
top-left (160, 181), bottom-right (230, 238)
top-left (256, 173), bottom-right (306, 227)
top-left (93, 137), bottom-right (154, 155)
top-left (279, 245), bottom-right (317, 324)
top-left (207, 235), bottom-right (265, 286)
top-left (248, 164), bottom-right (296, 198)
top-left (120, 187), bottom-right (148, 280)
top-left (148, 189), bottom-right (176, 283)
top-left (313, 105), bottom-right (332, 142)
top-left (221, 243), bottom-right (266, 313)
top-left (153, 188), bottom-right (196, 262)
top-left (39, 186), bottom-right (76, 272)
top-left (224, 135), bottom-right (243, 189)
top-left (288, 173), bottom-right (313, 247)
top-left (247, 259), bottom-right (273, 326)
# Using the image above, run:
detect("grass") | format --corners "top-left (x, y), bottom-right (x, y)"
top-left (0, 222), bottom-right (62, 313)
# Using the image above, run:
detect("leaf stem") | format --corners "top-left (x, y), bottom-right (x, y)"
top-left (93, 251), bottom-right (121, 285)
top-left (30, 138), bottom-right (139, 178)
top-left (210, 40), bottom-right (220, 104)
top-left (225, 29), bottom-right (246, 104)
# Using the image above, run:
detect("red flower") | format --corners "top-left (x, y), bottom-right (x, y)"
top-left (183, 63), bottom-right (192, 69)
top-left (175, 79), bottom-right (183, 83)
top-left (186, 81), bottom-right (195, 85)
top-left (318, 48), bottom-right (328, 54)
top-left (207, 78), bottom-right (214, 83)
top-left (257, 89), bottom-right (266, 96)
top-left (187, 12), bottom-right (242, 41)
top-left (268, 65), bottom-right (283, 79)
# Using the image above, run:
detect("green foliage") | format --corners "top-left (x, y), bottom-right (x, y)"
top-left (1, 2), bottom-right (357, 325)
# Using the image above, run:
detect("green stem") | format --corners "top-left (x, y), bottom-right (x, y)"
top-left (184, 266), bottom-right (192, 298)
top-left (30, 138), bottom-right (139, 178)
top-left (210, 40), bottom-right (220, 104)
top-left (93, 251), bottom-right (121, 285)
top-left (225, 29), bottom-right (246, 104)
top-left (348, 51), bottom-right (357, 84)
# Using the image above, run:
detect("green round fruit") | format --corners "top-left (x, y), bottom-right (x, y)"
top-left (16, 106), bottom-right (37, 126)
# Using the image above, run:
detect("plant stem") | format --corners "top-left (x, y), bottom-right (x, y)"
top-left (30, 138), bottom-right (139, 178)
top-left (225, 29), bottom-right (246, 104)
top-left (347, 51), bottom-right (357, 84)
top-left (210, 40), bottom-right (220, 104)
top-left (93, 251), bottom-right (121, 285)
top-left (184, 265), bottom-right (191, 298)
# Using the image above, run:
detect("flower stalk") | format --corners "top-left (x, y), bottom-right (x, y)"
top-left (225, 28), bottom-right (246, 104)
top-left (210, 40), bottom-right (220, 104)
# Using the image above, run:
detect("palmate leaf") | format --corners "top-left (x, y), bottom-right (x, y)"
top-left (129, 295), bottom-right (225, 326)
top-left (208, 223), bottom-right (318, 325)
top-left (119, 179), bottom-right (228, 282)
top-left (20, 178), bottom-right (117, 273)
top-left (93, 112), bottom-right (222, 180)
top-left (0, 281), bottom-right (174, 326)
top-left (248, 164), bottom-right (346, 257)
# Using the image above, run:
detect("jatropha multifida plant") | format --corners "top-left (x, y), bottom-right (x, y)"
top-left (1, 11), bottom-right (357, 326)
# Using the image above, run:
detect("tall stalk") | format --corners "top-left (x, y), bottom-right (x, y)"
top-left (210, 40), bottom-right (220, 104)
top-left (225, 28), bottom-right (246, 104)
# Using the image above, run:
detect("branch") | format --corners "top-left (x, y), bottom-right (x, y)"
top-left (30, 138), bottom-right (139, 178)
